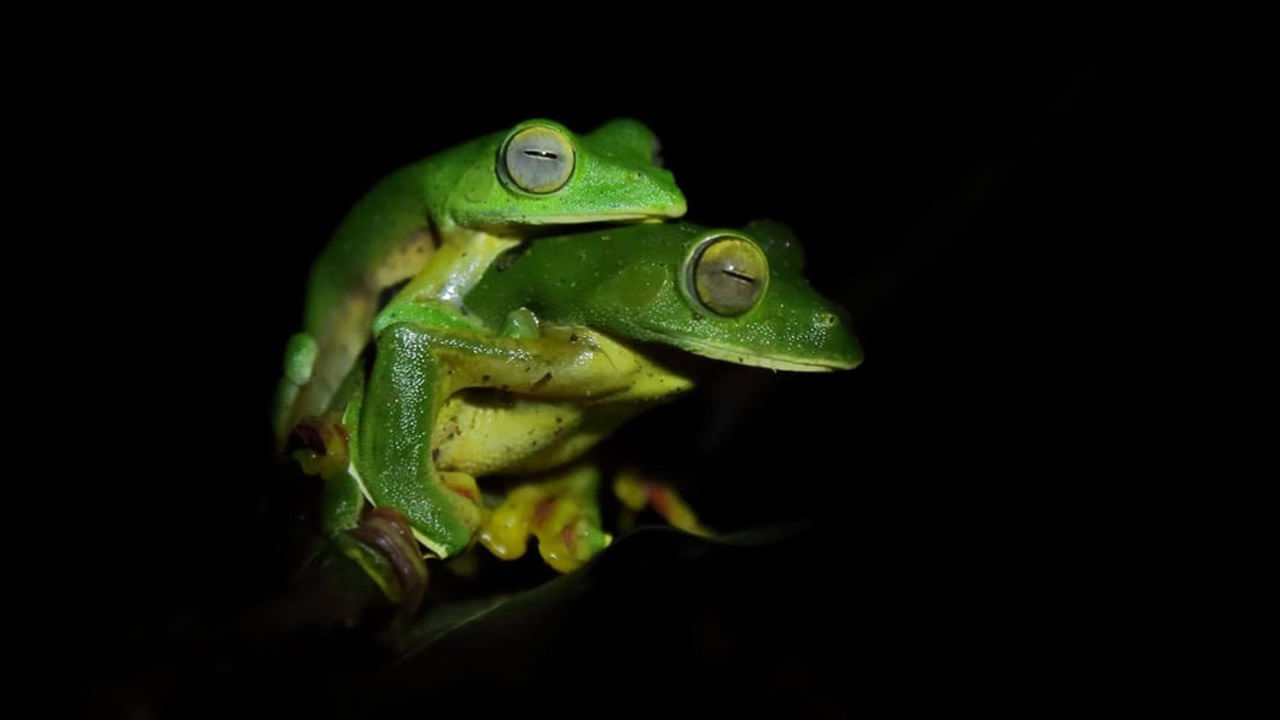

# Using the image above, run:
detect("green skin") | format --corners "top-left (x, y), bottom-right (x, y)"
top-left (275, 118), bottom-right (686, 443)
top-left (320, 220), bottom-right (861, 579)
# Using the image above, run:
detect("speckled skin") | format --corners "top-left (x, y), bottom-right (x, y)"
top-left (336, 220), bottom-right (861, 561)
top-left (464, 221), bottom-right (862, 371)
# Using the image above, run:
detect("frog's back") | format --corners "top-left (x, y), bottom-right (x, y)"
top-left (304, 160), bottom-right (437, 335)
top-left (277, 159), bottom-right (441, 439)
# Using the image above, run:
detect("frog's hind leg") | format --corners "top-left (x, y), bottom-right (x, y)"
top-left (356, 323), bottom-right (638, 562)
top-left (613, 470), bottom-right (712, 537)
top-left (289, 369), bottom-right (429, 613)
top-left (480, 463), bottom-right (612, 573)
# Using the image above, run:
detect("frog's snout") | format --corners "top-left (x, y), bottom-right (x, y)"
top-left (660, 192), bottom-right (688, 219)
top-left (813, 309), bottom-right (863, 370)
top-left (634, 167), bottom-right (686, 219)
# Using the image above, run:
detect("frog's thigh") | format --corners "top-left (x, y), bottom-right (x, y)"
top-left (479, 463), bottom-right (611, 573)
top-left (358, 324), bottom-right (629, 559)
top-left (359, 324), bottom-right (484, 558)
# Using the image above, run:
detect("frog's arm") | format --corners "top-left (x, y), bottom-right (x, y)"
top-left (358, 322), bottom-right (642, 558)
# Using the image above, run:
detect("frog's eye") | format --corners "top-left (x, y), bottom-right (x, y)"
top-left (501, 125), bottom-right (575, 194)
top-left (688, 234), bottom-right (769, 316)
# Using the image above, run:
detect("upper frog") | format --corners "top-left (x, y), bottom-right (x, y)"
top-left (277, 118), bottom-right (686, 441)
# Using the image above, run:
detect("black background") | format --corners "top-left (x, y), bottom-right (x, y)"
top-left (29, 8), bottom-right (1215, 718)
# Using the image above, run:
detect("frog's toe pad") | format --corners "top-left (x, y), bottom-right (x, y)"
top-left (612, 472), bottom-right (712, 536)
top-left (287, 417), bottom-right (338, 454)
top-left (535, 512), bottom-right (611, 573)
top-left (288, 417), bottom-right (350, 478)
top-left (344, 507), bottom-right (429, 613)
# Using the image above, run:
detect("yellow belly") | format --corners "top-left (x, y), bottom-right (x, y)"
top-left (431, 339), bottom-right (697, 478)
top-left (432, 392), bottom-right (684, 479)
top-left (431, 392), bottom-right (611, 477)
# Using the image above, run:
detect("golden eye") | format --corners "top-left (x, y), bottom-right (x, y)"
top-left (690, 235), bottom-right (768, 315)
top-left (502, 125), bottom-right (574, 194)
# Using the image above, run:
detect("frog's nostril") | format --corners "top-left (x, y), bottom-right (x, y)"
top-left (816, 312), bottom-right (838, 328)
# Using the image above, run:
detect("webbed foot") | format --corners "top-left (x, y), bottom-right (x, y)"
top-left (336, 507), bottom-right (428, 615)
top-left (288, 416), bottom-right (349, 479)
top-left (479, 464), bottom-right (611, 573)
top-left (290, 418), bottom-right (428, 613)
top-left (613, 470), bottom-right (711, 536)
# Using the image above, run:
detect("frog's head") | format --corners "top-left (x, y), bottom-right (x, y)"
top-left (467, 221), bottom-right (862, 372)
top-left (430, 118), bottom-right (687, 231)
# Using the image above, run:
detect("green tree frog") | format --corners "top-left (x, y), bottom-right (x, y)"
top-left (275, 119), bottom-right (685, 444)
top-left (292, 220), bottom-right (862, 605)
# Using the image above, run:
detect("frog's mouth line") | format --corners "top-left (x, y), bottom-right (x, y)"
top-left (519, 210), bottom-right (673, 225)
top-left (663, 336), bottom-right (858, 372)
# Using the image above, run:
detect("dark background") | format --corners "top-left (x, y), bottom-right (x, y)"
top-left (28, 8), bottom-right (1214, 718)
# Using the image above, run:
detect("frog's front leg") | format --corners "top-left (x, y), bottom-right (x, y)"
top-left (359, 322), bottom-right (637, 560)
top-left (479, 463), bottom-right (611, 572)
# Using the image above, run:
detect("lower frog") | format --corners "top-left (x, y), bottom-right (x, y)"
top-left (291, 220), bottom-right (861, 607)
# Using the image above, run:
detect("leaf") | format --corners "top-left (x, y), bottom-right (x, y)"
top-left (392, 521), bottom-right (813, 660)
